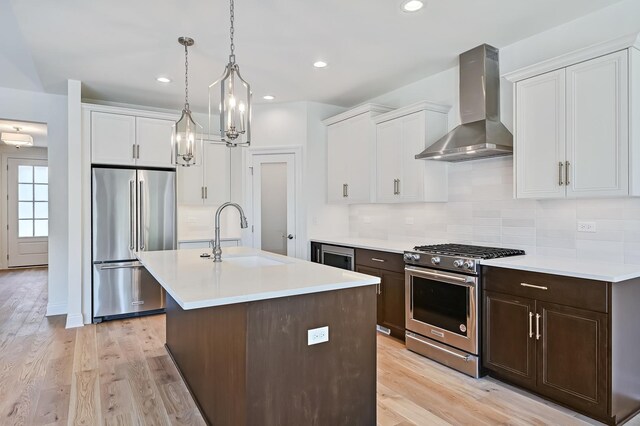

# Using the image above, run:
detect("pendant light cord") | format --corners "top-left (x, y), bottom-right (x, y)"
top-left (229, 0), bottom-right (236, 63)
top-left (184, 42), bottom-right (190, 110)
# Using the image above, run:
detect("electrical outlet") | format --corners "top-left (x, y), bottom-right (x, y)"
top-left (307, 326), bottom-right (329, 346)
top-left (404, 217), bottom-right (414, 225)
top-left (577, 221), bottom-right (597, 233)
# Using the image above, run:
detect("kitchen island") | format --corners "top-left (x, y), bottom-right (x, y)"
top-left (136, 247), bottom-right (380, 426)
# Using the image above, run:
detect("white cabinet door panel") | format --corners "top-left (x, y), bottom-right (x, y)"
top-left (346, 114), bottom-right (374, 204)
top-left (566, 50), bottom-right (629, 198)
top-left (136, 117), bottom-right (174, 168)
top-left (203, 144), bottom-right (231, 206)
top-left (399, 112), bottom-right (425, 202)
top-left (376, 120), bottom-right (401, 203)
top-left (91, 112), bottom-right (136, 165)
top-left (177, 163), bottom-right (203, 205)
top-left (516, 70), bottom-right (566, 199)
top-left (327, 121), bottom-right (350, 203)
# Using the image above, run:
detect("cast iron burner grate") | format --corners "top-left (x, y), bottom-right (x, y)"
top-left (412, 244), bottom-right (525, 260)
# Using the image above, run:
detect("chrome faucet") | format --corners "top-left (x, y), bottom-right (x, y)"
top-left (213, 202), bottom-right (249, 262)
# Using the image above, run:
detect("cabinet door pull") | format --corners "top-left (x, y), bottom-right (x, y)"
top-left (133, 144), bottom-right (137, 160)
top-left (205, 186), bottom-right (208, 199)
top-left (535, 313), bottom-right (541, 340)
top-left (520, 283), bottom-right (548, 290)
top-left (343, 183), bottom-right (348, 198)
top-left (558, 162), bottom-right (564, 186)
top-left (528, 312), bottom-right (534, 338)
top-left (201, 187), bottom-right (204, 200)
top-left (565, 161), bottom-right (570, 186)
top-left (371, 258), bottom-right (386, 263)
top-left (396, 179), bottom-right (400, 195)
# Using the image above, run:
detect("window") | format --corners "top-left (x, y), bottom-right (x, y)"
top-left (17, 165), bottom-right (48, 237)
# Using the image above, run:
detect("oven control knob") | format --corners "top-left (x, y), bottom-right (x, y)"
top-left (464, 260), bottom-right (475, 269)
top-left (404, 253), bottom-right (420, 262)
top-left (430, 256), bottom-right (440, 265)
top-left (411, 254), bottom-right (421, 261)
top-left (453, 259), bottom-right (464, 268)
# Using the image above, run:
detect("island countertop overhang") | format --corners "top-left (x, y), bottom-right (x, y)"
top-left (136, 247), bottom-right (381, 310)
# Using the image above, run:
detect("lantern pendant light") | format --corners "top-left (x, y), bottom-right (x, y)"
top-left (172, 36), bottom-right (203, 167)
top-left (209, 0), bottom-right (251, 147)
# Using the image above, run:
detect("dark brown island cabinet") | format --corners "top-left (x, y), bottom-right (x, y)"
top-left (482, 266), bottom-right (640, 425)
top-left (355, 248), bottom-right (406, 341)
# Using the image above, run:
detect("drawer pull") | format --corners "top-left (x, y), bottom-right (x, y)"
top-left (520, 283), bottom-right (548, 291)
top-left (371, 258), bottom-right (386, 263)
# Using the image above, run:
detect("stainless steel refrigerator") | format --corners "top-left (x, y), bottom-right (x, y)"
top-left (92, 167), bottom-right (176, 322)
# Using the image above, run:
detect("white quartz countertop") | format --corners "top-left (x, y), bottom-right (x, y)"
top-left (481, 255), bottom-right (640, 283)
top-left (309, 237), bottom-right (445, 254)
top-left (136, 247), bottom-right (380, 310)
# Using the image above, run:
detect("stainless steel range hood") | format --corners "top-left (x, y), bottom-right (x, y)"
top-left (416, 44), bottom-right (513, 162)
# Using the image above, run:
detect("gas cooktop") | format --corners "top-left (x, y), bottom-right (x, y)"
top-left (412, 243), bottom-right (525, 260)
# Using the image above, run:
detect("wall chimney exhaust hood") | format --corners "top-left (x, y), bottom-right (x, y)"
top-left (416, 44), bottom-right (513, 162)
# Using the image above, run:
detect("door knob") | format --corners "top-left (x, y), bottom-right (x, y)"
top-left (286, 234), bottom-right (294, 240)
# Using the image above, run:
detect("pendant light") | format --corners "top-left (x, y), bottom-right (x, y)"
top-left (209, 0), bottom-right (251, 147)
top-left (172, 36), bottom-right (203, 167)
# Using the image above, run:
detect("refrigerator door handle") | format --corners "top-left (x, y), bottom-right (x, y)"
top-left (129, 180), bottom-right (135, 250)
top-left (98, 262), bottom-right (143, 270)
top-left (139, 180), bottom-right (145, 250)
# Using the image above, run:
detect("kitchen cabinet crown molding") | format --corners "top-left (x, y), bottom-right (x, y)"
top-left (322, 103), bottom-right (394, 126)
top-left (503, 32), bottom-right (640, 83)
top-left (82, 102), bottom-right (180, 121)
top-left (373, 101), bottom-right (452, 124)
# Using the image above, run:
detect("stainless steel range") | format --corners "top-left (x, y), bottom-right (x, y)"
top-left (403, 244), bottom-right (525, 378)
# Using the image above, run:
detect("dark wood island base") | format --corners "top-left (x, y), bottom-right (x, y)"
top-left (164, 285), bottom-right (377, 426)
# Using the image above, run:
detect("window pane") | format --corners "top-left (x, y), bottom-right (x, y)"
top-left (34, 220), bottom-right (48, 237)
top-left (34, 166), bottom-right (48, 184)
top-left (34, 202), bottom-right (48, 219)
top-left (19, 202), bottom-right (33, 219)
top-left (18, 166), bottom-right (33, 183)
top-left (34, 184), bottom-right (48, 201)
top-left (19, 220), bottom-right (33, 237)
top-left (19, 184), bottom-right (33, 201)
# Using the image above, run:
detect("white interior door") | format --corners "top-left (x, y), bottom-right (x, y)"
top-left (7, 158), bottom-right (49, 267)
top-left (250, 153), bottom-right (296, 256)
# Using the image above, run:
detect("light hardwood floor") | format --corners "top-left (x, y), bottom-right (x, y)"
top-left (1, 268), bottom-right (636, 425)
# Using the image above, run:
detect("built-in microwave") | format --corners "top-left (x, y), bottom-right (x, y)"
top-left (317, 244), bottom-right (355, 271)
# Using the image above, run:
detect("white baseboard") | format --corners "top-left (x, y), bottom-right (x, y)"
top-left (46, 302), bottom-right (67, 316)
top-left (65, 313), bottom-right (84, 329)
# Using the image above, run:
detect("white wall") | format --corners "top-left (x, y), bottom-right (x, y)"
top-left (0, 86), bottom-right (68, 314)
top-left (347, 0), bottom-right (640, 265)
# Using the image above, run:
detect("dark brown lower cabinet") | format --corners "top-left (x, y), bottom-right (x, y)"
top-left (483, 266), bottom-right (640, 425)
top-left (355, 249), bottom-right (405, 341)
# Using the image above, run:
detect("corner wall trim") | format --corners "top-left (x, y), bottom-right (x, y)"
top-left (46, 302), bottom-right (67, 317)
top-left (65, 313), bottom-right (84, 329)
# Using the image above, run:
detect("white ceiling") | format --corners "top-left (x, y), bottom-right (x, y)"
top-left (0, 119), bottom-right (48, 147)
top-left (5, 0), bottom-right (625, 111)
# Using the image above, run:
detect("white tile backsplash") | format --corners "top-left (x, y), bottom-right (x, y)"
top-left (348, 156), bottom-right (640, 265)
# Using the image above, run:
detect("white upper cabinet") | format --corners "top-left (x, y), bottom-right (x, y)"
top-left (88, 105), bottom-right (177, 168)
top-left (177, 143), bottom-right (230, 206)
top-left (324, 104), bottom-right (393, 204)
top-left (374, 103), bottom-right (450, 203)
top-left (566, 50), bottom-right (629, 198)
top-left (135, 117), bottom-right (175, 168)
top-left (91, 112), bottom-right (136, 165)
top-left (507, 34), bottom-right (640, 199)
top-left (515, 69), bottom-right (566, 199)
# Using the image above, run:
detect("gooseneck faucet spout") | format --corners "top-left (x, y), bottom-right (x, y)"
top-left (213, 202), bottom-right (249, 262)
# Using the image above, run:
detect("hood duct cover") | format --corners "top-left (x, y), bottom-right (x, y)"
top-left (416, 44), bottom-right (513, 162)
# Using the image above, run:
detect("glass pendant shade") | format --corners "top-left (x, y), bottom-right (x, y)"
top-left (172, 108), bottom-right (203, 167)
top-left (209, 62), bottom-right (251, 147)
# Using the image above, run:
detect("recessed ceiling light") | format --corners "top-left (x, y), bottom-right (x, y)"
top-left (402, 0), bottom-right (424, 12)
top-left (156, 76), bottom-right (171, 83)
top-left (263, 95), bottom-right (275, 100)
top-left (313, 61), bottom-right (328, 68)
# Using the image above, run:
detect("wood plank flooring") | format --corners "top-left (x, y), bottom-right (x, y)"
top-left (0, 267), bottom-right (637, 425)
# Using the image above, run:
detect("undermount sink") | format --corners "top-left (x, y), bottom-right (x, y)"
top-left (223, 255), bottom-right (286, 268)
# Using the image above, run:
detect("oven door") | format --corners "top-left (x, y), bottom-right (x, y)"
top-left (405, 266), bottom-right (478, 354)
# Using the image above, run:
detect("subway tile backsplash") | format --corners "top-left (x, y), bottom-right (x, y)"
top-left (348, 157), bottom-right (640, 265)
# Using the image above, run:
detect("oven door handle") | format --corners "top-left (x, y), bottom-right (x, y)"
top-left (405, 266), bottom-right (475, 287)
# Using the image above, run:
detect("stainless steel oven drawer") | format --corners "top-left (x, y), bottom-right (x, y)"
top-left (406, 331), bottom-right (480, 378)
